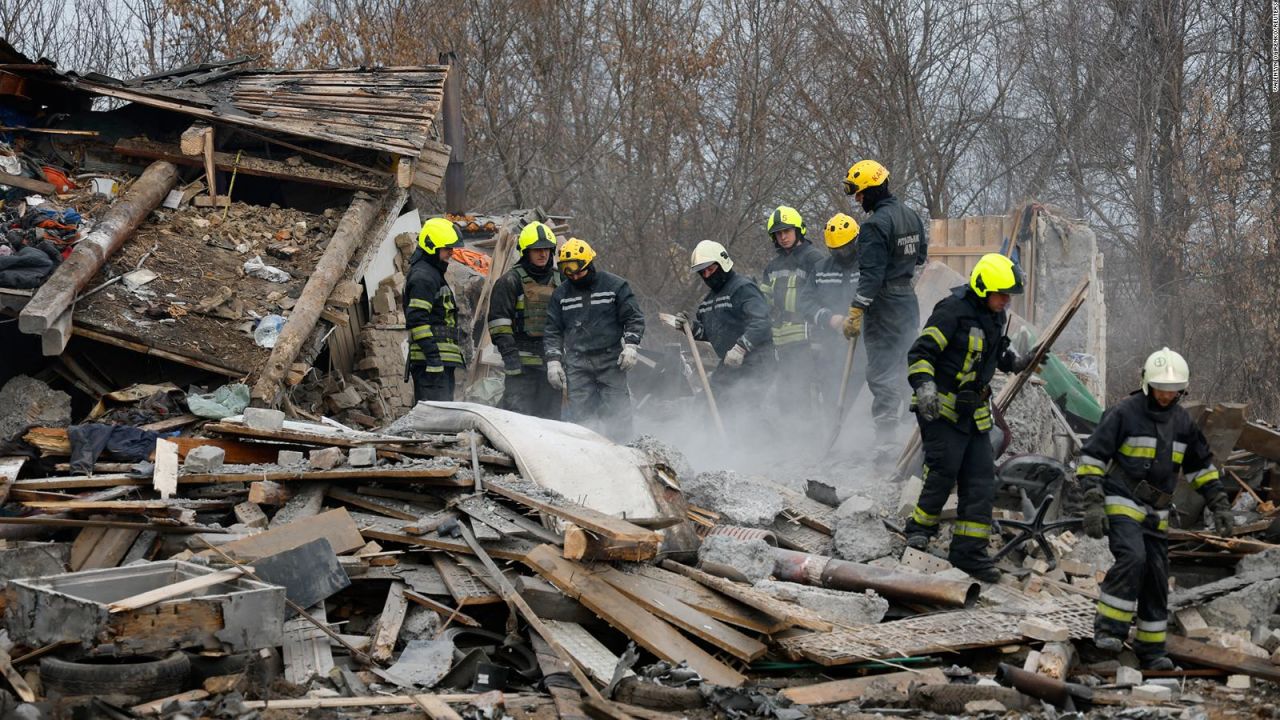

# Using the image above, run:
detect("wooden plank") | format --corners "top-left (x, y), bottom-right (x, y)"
top-left (203, 508), bottom-right (365, 561)
top-left (404, 590), bottom-right (481, 627)
top-left (370, 582), bottom-right (409, 663)
top-left (203, 421), bottom-right (514, 467)
top-left (131, 690), bottom-right (210, 715)
top-left (598, 566), bottom-right (767, 661)
top-left (413, 694), bottom-right (464, 720)
top-left (1202, 403), bottom-right (1248, 465)
top-left (72, 323), bottom-right (246, 376)
top-left (360, 526), bottom-right (534, 563)
top-left (327, 487), bottom-right (419, 521)
top-left (486, 477), bottom-right (660, 544)
top-left (240, 694), bottom-right (541, 711)
top-left (524, 545), bottom-right (746, 687)
top-left (108, 568), bottom-right (247, 613)
top-left (625, 565), bottom-right (787, 633)
top-left (113, 137), bottom-right (383, 191)
top-left (80, 527), bottom-right (142, 570)
top-left (1167, 635), bottom-right (1280, 683)
top-left (0, 648), bottom-right (37, 702)
top-left (431, 554), bottom-right (501, 606)
top-left (0, 170), bottom-right (56, 195)
top-left (1237, 421), bottom-right (1280, 463)
top-left (179, 466), bottom-right (464, 486)
top-left (659, 561), bottom-right (832, 632)
top-left (780, 668), bottom-right (950, 706)
top-left (69, 526), bottom-right (108, 570)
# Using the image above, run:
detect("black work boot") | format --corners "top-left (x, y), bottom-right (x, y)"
top-left (1140, 655), bottom-right (1176, 671)
top-left (948, 536), bottom-right (1000, 583)
top-left (901, 517), bottom-right (938, 550)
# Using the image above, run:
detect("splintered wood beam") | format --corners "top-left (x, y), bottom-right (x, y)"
top-left (484, 477), bottom-right (660, 545)
top-left (251, 192), bottom-right (386, 407)
top-left (20, 161), bottom-right (179, 335)
top-left (114, 137), bottom-right (384, 192)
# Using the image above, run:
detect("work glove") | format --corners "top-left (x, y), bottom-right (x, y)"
top-left (618, 344), bottom-right (640, 371)
top-left (1007, 351), bottom-right (1037, 374)
top-left (546, 360), bottom-right (566, 390)
top-left (1082, 486), bottom-right (1108, 539)
top-left (1207, 492), bottom-right (1235, 536)
top-left (503, 354), bottom-right (523, 377)
top-left (915, 381), bottom-right (941, 422)
top-left (664, 312), bottom-right (690, 331)
top-left (723, 344), bottom-right (747, 368)
top-left (842, 306), bottom-right (864, 339)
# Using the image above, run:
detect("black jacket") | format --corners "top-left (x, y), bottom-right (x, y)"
top-left (807, 250), bottom-right (860, 330)
top-left (1076, 392), bottom-right (1224, 501)
top-left (907, 286), bottom-right (1015, 428)
top-left (761, 240), bottom-right (826, 346)
top-left (404, 248), bottom-right (464, 369)
top-left (692, 270), bottom-right (772, 359)
top-left (487, 258), bottom-right (560, 372)
top-left (544, 267), bottom-right (644, 362)
top-left (853, 195), bottom-right (927, 308)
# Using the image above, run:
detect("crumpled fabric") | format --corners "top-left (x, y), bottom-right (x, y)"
top-left (68, 423), bottom-right (160, 473)
top-left (0, 240), bottom-right (60, 288)
top-left (186, 383), bottom-right (251, 420)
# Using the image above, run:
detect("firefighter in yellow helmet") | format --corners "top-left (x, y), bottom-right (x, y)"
top-left (404, 217), bottom-right (465, 401)
top-left (841, 160), bottom-right (928, 445)
top-left (761, 205), bottom-right (826, 413)
top-left (487, 221), bottom-right (562, 419)
top-left (543, 238), bottom-right (646, 439)
top-left (1073, 347), bottom-right (1230, 670)
top-left (901, 254), bottom-right (1031, 582)
top-left (804, 213), bottom-right (868, 418)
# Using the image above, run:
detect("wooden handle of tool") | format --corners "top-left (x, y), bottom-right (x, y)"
top-left (683, 323), bottom-right (726, 440)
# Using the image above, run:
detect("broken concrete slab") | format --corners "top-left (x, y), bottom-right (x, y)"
top-left (0, 543), bottom-right (70, 582)
top-left (348, 446), bottom-right (377, 467)
top-left (755, 580), bottom-right (888, 626)
top-left (681, 470), bottom-right (784, 527)
top-left (698, 535), bottom-right (774, 583)
top-left (269, 482), bottom-right (329, 529)
top-left (244, 407), bottom-right (285, 431)
top-left (375, 637), bottom-right (453, 689)
top-left (183, 445), bottom-right (225, 473)
top-left (1200, 579), bottom-right (1280, 633)
top-left (277, 450), bottom-right (304, 466)
top-left (832, 494), bottom-right (900, 563)
top-left (309, 447), bottom-right (346, 471)
top-left (0, 375), bottom-right (71, 443)
top-left (1132, 684), bottom-right (1173, 702)
top-left (1115, 665), bottom-right (1142, 687)
top-left (1236, 546), bottom-right (1280, 579)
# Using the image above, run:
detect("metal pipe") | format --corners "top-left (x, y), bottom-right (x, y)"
top-left (995, 663), bottom-right (1092, 709)
top-left (772, 548), bottom-right (979, 608)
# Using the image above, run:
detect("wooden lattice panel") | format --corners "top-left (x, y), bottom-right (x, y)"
top-left (779, 596), bottom-right (1095, 666)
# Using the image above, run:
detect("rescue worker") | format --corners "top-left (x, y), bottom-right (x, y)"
top-left (808, 213), bottom-right (867, 417)
top-left (543, 238), bottom-right (645, 439)
top-left (404, 217), bottom-right (465, 402)
top-left (761, 205), bottom-right (826, 412)
top-left (487, 221), bottom-right (562, 419)
top-left (841, 161), bottom-right (928, 444)
top-left (669, 241), bottom-right (774, 413)
top-left (1074, 347), bottom-right (1232, 670)
top-left (902, 253), bottom-right (1032, 582)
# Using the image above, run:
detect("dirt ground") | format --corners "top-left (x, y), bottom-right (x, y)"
top-left (76, 200), bottom-right (340, 372)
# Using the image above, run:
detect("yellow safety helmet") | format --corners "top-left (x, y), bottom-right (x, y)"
top-left (969, 253), bottom-right (1025, 297)
top-left (418, 217), bottom-right (462, 255)
top-left (766, 205), bottom-right (806, 239)
top-left (843, 159), bottom-right (889, 195)
top-left (823, 213), bottom-right (860, 249)
top-left (558, 237), bottom-right (597, 274)
top-left (518, 221), bottom-right (558, 253)
top-left (1142, 347), bottom-right (1190, 395)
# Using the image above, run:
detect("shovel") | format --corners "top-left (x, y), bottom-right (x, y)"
top-left (820, 335), bottom-right (859, 457)
top-left (661, 313), bottom-right (726, 441)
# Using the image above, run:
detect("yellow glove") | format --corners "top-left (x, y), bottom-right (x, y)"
top-left (842, 307), bottom-right (864, 339)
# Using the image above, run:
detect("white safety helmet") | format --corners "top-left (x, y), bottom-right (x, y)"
top-left (1142, 347), bottom-right (1189, 395)
top-left (690, 240), bottom-right (733, 273)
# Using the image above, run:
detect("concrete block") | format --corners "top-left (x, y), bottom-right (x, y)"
top-left (1271, 647), bottom-right (1280, 665)
top-left (1131, 684), bottom-right (1172, 702)
top-left (1115, 666), bottom-right (1142, 688)
top-left (245, 407), bottom-right (285, 431)
top-left (1260, 628), bottom-right (1280, 653)
top-left (1226, 675), bottom-right (1251, 690)
top-left (964, 700), bottom-right (1006, 713)
top-left (183, 445), bottom-right (225, 473)
top-left (309, 447), bottom-right (345, 470)
top-left (278, 450), bottom-right (305, 466)
top-left (348, 446), bottom-right (377, 467)
top-left (234, 502), bottom-right (269, 529)
top-left (1019, 617), bottom-right (1070, 642)
top-left (1175, 607), bottom-right (1211, 639)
